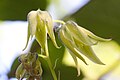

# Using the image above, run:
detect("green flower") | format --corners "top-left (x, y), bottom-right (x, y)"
top-left (23, 9), bottom-right (59, 55)
top-left (59, 21), bottom-right (111, 76)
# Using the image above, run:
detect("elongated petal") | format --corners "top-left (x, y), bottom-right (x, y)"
top-left (73, 37), bottom-right (104, 65)
top-left (23, 24), bottom-right (30, 50)
top-left (23, 11), bottom-right (37, 50)
top-left (46, 15), bottom-right (60, 48)
top-left (35, 13), bottom-right (47, 52)
top-left (69, 51), bottom-right (80, 76)
top-left (65, 21), bottom-right (96, 46)
top-left (80, 26), bottom-right (112, 42)
top-left (59, 28), bottom-right (87, 65)
top-left (37, 9), bottom-right (59, 48)
top-left (27, 11), bottom-right (37, 36)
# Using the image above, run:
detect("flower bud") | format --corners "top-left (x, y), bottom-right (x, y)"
top-left (15, 63), bottom-right (26, 79)
top-left (16, 52), bottom-right (43, 79)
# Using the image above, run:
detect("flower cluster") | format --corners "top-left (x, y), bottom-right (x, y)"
top-left (16, 9), bottom-right (111, 80)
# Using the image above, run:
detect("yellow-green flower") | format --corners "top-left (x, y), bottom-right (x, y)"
top-left (59, 21), bottom-right (111, 76)
top-left (24, 9), bottom-right (59, 55)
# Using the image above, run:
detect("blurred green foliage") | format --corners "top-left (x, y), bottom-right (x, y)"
top-left (0, 0), bottom-right (47, 20)
top-left (65, 0), bottom-right (120, 44)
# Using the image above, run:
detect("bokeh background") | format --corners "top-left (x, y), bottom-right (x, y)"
top-left (0, 0), bottom-right (120, 80)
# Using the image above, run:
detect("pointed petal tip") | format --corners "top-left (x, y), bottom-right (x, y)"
top-left (93, 41), bottom-right (98, 45)
top-left (37, 9), bottom-right (41, 12)
top-left (54, 45), bottom-right (61, 49)
top-left (81, 59), bottom-right (88, 65)
top-left (56, 45), bottom-right (61, 49)
top-left (22, 47), bottom-right (26, 51)
top-left (53, 41), bottom-right (61, 49)
top-left (95, 61), bottom-right (105, 65)
top-left (106, 38), bottom-right (112, 41)
top-left (102, 38), bottom-right (112, 42)
top-left (77, 73), bottom-right (80, 77)
top-left (100, 62), bottom-right (106, 65)
top-left (85, 62), bottom-right (88, 65)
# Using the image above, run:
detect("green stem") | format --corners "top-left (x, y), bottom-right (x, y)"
top-left (46, 57), bottom-right (57, 80)
top-left (53, 20), bottom-right (65, 25)
top-left (38, 54), bottom-right (58, 80)
top-left (38, 54), bottom-right (47, 59)
top-left (45, 40), bottom-right (57, 80)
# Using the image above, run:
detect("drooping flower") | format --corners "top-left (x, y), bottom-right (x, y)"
top-left (23, 9), bottom-right (59, 55)
top-left (59, 21), bottom-right (111, 76)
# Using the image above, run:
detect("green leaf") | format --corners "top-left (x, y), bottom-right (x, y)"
top-left (66, 0), bottom-right (120, 43)
top-left (7, 57), bottom-right (20, 78)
